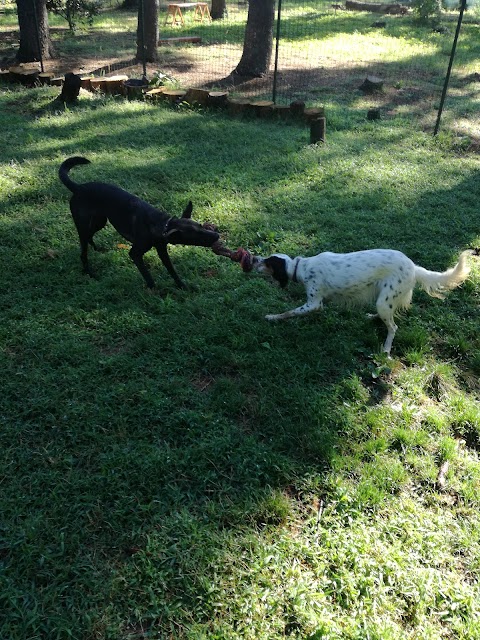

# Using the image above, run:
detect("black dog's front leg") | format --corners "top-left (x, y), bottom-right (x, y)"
top-left (156, 244), bottom-right (186, 289)
top-left (129, 246), bottom-right (155, 289)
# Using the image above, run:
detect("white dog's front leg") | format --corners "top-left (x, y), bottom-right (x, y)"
top-left (265, 300), bottom-right (322, 321)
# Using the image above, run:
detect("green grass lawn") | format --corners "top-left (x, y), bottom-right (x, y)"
top-left (0, 83), bottom-right (479, 639)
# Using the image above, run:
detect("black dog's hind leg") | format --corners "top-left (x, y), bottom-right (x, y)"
top-left (156, 244), bottom-right (186, 289)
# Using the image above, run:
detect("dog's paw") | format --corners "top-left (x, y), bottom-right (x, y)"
top-left (265, 314), bottom-right (279, 322)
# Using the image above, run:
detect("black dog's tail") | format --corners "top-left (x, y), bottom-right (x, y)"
top-left (59, 156), bottom-right (91, 193)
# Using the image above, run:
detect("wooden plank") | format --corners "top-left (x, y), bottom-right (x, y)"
top-left (158, 36), bottom-right (201, 44)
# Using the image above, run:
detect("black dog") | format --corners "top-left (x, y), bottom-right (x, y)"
top-left (59, 157), bottom-right (219, 289)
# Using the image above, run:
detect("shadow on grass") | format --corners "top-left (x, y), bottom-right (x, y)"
top-left (0, 92), bottom-right (479, 637)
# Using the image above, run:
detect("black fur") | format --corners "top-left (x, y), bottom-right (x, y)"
top-left (59, 157), bottom-right (219, 289)
top-left (265, 256), bottom-right (289, 288)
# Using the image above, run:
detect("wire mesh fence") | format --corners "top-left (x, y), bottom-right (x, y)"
top-left (1, 0), bottom-right (479, 134)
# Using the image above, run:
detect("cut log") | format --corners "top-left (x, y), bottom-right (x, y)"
top-left (104, 75), bottom-right (129, 95)
top-left (38, 72), bottom-right (54, 85)
top-left (9, 64), bottom-right (40, 86)
top-left (184, 87), bottom-right (210, 106)
top-left (227, 98), bottom-right (251, 115)
top-left (290, 99), bottom-right (306, 116)
top-left (272, 104), bottom-right (292, 119)
top-left (250, 100), bottom-right (274, 117)
top-left (207, 91), bottom-right (229, 108)
top-left (158, 36), bottom-right (201, 45)
top-left (0, 69), bottom-right (11, 82)
top-left (345, 0), bottom-right (408, 13)
top-left (359, 75), bottom-right (384, 93)
top-left (162, 89), bottom-right (187, 104)
top-left (80, 76), bottom-right (94, 91)
top-left (90, 77), bottom-right (107, 92)
top-left (123, 78), bottom-right (149, 99)
top-left (304, 107), bottom-right (325, 122)
top-left (145, 87), bottom-right (167, 101)
top-left (310, 117), bottom-right (326, 144)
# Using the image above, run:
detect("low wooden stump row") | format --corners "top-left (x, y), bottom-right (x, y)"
top-left (0, 66), bottom-right (326, 134)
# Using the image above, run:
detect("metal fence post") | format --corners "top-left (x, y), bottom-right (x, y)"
top-left (140, 0), bottom-right (147, 79)
top-left (272, 0), bottom-right (282, 104)
top-left (433, 0), bottom-right (467, 136)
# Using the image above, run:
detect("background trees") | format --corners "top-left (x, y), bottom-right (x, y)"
top-left (136, 0), bottom-right (158, 63)
top-left (15, 0), bottom-right (54, 61)
top-left (235, 0), bottom-right (276, 77)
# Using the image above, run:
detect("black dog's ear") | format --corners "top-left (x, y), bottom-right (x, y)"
top-left (182, 201), bottom-right (193, 219)
top-left (265, 256), bottom-right (289, 288)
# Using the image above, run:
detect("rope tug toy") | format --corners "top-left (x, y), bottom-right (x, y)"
top-left (202, 223), bottom-right (254, 272)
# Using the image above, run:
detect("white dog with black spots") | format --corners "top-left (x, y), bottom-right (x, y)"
top-left (252, 248), bottom-right (471, 355)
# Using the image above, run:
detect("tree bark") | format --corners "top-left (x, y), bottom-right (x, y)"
top-left (15, 0), bottom-right (54, 62)
top-left (211, 0), bottom-right (227, 20)
top-left (234, 0), bottom-right (275, 77)
top-left (137, 0), bottom-right (158, 63)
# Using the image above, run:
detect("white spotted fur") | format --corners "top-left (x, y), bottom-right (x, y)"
top-left (253, 249), bottom-right (471, 355)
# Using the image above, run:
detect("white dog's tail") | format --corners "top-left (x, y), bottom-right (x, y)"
top-left (415, 250), bottom-right (471, 299)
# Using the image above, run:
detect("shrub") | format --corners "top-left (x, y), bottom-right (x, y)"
top-left (46, 0), bottom-right (99, 31)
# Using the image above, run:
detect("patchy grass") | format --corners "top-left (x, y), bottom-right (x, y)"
top-left (0, 81), bottom-right (479, 640)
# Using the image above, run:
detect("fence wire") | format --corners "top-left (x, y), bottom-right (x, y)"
top-left (2, 0), bottom-right (479, 134)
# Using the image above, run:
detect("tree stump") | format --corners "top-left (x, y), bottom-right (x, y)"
top-left (145, 87), bottom-right (167, 101)
top-left (162, 89), bottom-right (187, 104)
top-left (80, 76), bottom-right (94, 91)
top-left (9, 64), bottom-right (39, 86)
top-left (250, 100), bottom-right (274, 117)
top-left (310, 117), bottom-right (326, 144)
top-left (50, 77), bottom-right (64, 86)
top-left (207, 91), bottom-right (229, 108)
top-left (123, 78), bottom-right (149, 100)
top-left (227, 98), bottom-right (251, 115)
top-left (272, 104), bottom-right (292, 119)
top-left (304, 107), bottom-right (325, 122)
top-left (104, 75), bottom-right (129, 95)
top-left (184, 87), bottom-right (210, 106)
top-left (59, 73), bottom-right (82, 103)
top-left (290, 99), bottom-right (305, 116)
top-left (359, 75), bottom-right (384, 93)
top-left (90, 77), bottom-right (107, 92)
top-left (38, 72), bottom-right (54, 85)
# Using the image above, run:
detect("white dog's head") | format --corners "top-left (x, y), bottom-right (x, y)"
top-left (252, 253), bottom-right (292, 288)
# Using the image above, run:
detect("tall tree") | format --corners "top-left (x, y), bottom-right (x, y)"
top-left (210, 0), bottom-right (227, 20)
top-left (136, 0), bottom-right (158, 63)
top-left (234, 0), bottom-right (275, 77)
top-left (16, 0), bottom-right (55, 62)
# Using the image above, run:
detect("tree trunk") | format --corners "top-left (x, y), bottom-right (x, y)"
top-left (211, 0), bottom-right (227, 20)
top-left (15, 0), bottom-right (54, 62)
top-left (234, 0), bottom-right (275, 77)
top-left (136, 0), bottom-right (158, 63)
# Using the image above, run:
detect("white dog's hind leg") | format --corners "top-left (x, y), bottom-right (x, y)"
top-left (382, 320), bottom-right (398, 355)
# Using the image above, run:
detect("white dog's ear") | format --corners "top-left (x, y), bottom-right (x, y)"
top-left (265, 256), bottom-right (289, 288)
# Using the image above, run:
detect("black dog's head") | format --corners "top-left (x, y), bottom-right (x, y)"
top-left (253, 254), bottom-right (290, 288)
top-left (161, 201), bottom-right (220, 247)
